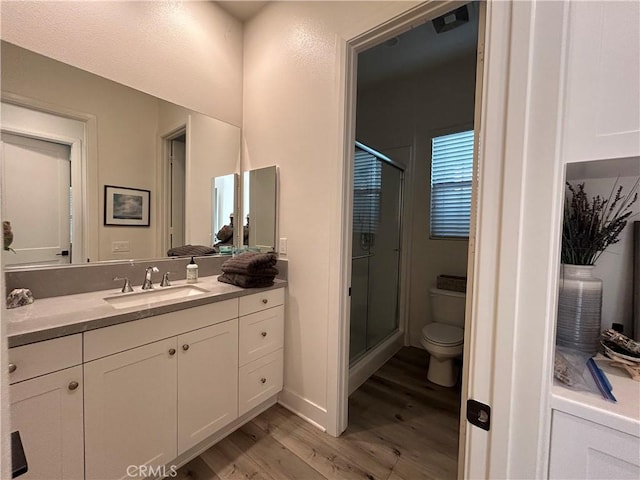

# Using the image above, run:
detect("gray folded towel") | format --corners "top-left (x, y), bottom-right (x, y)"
top-left (221, 252), bottom-right (277, 274)
top-left (217, 273), bottom-right (275, 288)
top-left (167, 245), bottom-right (217, 257)
top-left (221, 265), bottom-right (279, 277)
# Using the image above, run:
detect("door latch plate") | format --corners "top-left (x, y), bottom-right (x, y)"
top-left (466, 399), bottom-right (491, 431)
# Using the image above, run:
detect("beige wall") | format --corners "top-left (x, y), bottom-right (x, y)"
top-left (0, 0), bottom-right (243, 126)
top-left (1, 42), bottom-right (159, 261)
top-left (356, 52), bottom-right (477, 347)
top-left (243, 1), bottom-right (421, 428)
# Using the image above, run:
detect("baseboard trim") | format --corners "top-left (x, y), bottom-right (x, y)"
top-left (277, 388), bottom-right (328, 432)
top-left (349, 331), bottom-right (404, 395)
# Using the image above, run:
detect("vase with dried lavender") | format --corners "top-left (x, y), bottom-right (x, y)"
top-left (557, 178), bottom-right (638, 354)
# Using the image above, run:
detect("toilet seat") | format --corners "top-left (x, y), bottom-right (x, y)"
top-left (422, 323), bottom-right (464, 346)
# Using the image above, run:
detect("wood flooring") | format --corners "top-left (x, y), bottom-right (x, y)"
top-left (176, 347), bottom-right (461, 480)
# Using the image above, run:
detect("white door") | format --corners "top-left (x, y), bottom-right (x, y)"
top-left (1, 133), bottom-right (71, 266)
top-left (84, 338), bottom-right (178, 480)
top-left (10, 366), bottom-right (84, 480)
top-left (177, 319), bottom-right (238, 454)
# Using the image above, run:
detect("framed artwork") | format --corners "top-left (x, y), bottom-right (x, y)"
top-left (104, 185), bottom-right (150, 227)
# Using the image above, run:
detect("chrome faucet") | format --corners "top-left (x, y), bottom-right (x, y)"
top-left (142, 266), bottom-right (159, 290)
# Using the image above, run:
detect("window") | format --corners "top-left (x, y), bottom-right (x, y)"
top-left (430, 130), bottom-right (474, 238)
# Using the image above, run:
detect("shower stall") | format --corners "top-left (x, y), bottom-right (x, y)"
top-left (349, 142), bottom-right (404, 365)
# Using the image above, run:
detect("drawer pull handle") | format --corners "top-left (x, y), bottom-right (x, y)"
top-left (262, 299), bottom-right (268, 304)
top-left (182, 344), bottom-right (190, 351)
top-left (169, 349), bottom-right (176, 356)
top-left (260, 377), bottom-right (267, 384)
top-left (261, 331), bottom-right (268, 337)
top-left (68, 381), bottom-right (79, 391)
top-left (8, 363), bottom-right (16, 374)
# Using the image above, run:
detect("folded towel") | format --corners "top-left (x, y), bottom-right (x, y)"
top-left (217, 273), bottom-right (275, 288)
top-left (221, 252), bottom-right (277, 274)
top-left (167, 244), bottom-right (217, 257)
top-left (221, 265), bottom-right (279, 277)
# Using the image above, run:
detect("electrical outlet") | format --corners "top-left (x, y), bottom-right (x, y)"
top-left (279, 237), bottom-right (288, 255)
top-left (112, 241), bottom-right (130, 253)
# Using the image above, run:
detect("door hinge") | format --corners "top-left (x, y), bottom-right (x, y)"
top-left (466, 399), bottom-right (491, 431)
top-left (348, 287), bottom-right (352, 296)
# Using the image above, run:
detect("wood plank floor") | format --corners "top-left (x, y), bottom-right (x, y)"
top-left (176, 347), bottom-right (461, 480)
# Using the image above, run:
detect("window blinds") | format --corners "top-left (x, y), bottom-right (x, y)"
top-left (353, 147), bottom-right (382, 234)
top-left (430, 130), bottom-right (474, 238)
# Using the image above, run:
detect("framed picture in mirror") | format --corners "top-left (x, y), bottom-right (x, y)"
top-left (104, 185), bottom-right (150, 227)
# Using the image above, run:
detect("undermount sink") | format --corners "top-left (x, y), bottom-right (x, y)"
top-left (104, 285), bottom-right (210, 310)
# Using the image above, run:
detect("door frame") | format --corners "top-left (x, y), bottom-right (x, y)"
top-left (331, 0), bottom-right (524, 477)
top-left (0, 99), bottom-right (88, 264)
top-left (158, 124), bottom-right (188, 256)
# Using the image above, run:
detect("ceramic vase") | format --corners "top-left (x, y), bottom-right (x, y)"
top-left (556, 264), bottom-right (602, 354)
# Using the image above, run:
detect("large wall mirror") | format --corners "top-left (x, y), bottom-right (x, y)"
top-left (1, 41), bottom-right (241, 268)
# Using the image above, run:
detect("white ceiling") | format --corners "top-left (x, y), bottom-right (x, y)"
top-left (215, 1), bottom-right (267, 22)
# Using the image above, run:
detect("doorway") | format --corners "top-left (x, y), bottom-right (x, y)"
top-left (340, 1), bottom-right (485, 475)
top-left (165, 130), bottom-right (186, 250)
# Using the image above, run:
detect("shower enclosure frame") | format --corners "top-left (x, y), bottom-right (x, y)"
top-left (348, 141), bottom-right (408, 393)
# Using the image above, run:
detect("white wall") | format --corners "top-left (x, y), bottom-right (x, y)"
top-left (0, 1), bottom-right (243, 127)
top-left (356, 52), bottom-right (476, 347)
top-left (243, 0), bottom-right (421, 429)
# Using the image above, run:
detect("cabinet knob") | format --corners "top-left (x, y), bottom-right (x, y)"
top-left (8, 363), bottom-right (16, 374)
top-left (169, 348), bottom-right (176, 356)
top-left (262, 298), bottom-right (268, 304)
top-left (261, 331), bottom-right (268, 337)
top-left (182, 344), bottom-right (190, 351)
top-left (260, 377), bottom-right (267, 384)
top-left (68, 381), bottom-right (79, 391)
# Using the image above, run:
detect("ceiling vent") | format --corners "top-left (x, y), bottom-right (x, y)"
top-left (432, 5), bottom-right (469, 34)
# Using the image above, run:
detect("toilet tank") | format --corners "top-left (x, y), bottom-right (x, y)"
top-left (429, 287), bottom-right (466, 327)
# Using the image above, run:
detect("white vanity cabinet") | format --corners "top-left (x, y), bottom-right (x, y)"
top-left (177, 320), bottom-right (238, 454)
top-left (83, 338), bottom-right (178, 480)
top-left (549, 411), bottom-right (640, 479)
top-left (562, 0), bottom-right (640, 163)
top-left (8, 335), bottom-right (84, 480)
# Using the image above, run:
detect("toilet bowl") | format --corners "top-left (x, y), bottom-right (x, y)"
top-left (421, 287), bottom-right (466, 387)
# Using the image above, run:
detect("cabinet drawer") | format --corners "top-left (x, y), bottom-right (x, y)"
top-left (8, 335), bottom-right (82, 384)
top-left (84, 299), bottom-right (238, 362)
top-left (238, 349), bottom-right (283, 416)
top-left (239, 305), bottom-right (284, 366)
top-left (239, 288), bottom-right (284, 317)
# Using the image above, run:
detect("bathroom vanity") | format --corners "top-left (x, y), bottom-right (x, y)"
top-left (7, 277), bottom-right (285, 479)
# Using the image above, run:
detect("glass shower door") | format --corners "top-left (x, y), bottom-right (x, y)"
top-left (350, 145), bottom-right (403, 364)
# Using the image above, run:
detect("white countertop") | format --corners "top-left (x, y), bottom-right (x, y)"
top-left (5, 275), bottom-right (286, 348)
top-left (551, 355), bottom-right (640, 437)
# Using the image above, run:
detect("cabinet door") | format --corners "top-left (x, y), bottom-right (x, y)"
top-left (84, 338), bottom-right (178, 480)
top-left (177, 319), bottom-right (238, 454)
top-left (563, 1), bottom-right (640, 162)
top-left (10, 365), bottom-right (84, 480)
top-left (549, 411), bottom-right (640, 479)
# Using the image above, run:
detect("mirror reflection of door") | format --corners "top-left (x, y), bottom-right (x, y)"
top-left (169, 133), bottom-right (186, 249)
top-left (1, 132), bottom-right (72, 266)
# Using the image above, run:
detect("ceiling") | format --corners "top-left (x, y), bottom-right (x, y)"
top-left (358, 2), bottom-right (479, 88)
top-left (215, 1), bottom-right (267, 22)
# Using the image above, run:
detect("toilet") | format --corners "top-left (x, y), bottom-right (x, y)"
top-left (420, 286), bottom-right (466, 387)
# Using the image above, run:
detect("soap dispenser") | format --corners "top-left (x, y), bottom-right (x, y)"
top-left (186, 256), bottom-right (198, 284)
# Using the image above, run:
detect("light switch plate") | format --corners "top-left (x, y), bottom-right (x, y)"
top-left (112, 241), bottom-right (130, 253)
top-left (279, 237), bottom-right (287, 255)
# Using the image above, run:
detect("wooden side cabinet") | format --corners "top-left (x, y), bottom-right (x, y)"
top-left (9, 365), bottom-right (84, 480)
